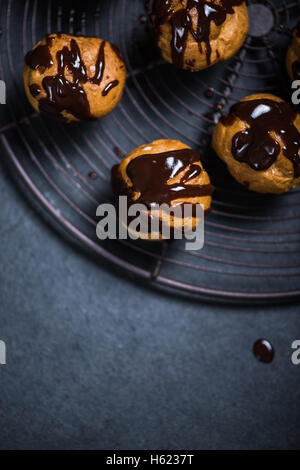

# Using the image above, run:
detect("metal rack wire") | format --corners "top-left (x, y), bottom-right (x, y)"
top-left (1, 0), bottom-right (300, 301)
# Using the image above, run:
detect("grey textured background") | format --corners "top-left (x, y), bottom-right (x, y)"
top-left (0, 157), bottom-right (300, 450)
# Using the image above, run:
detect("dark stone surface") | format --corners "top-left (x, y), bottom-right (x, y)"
top-left (0, 157), bottom-right (300, 450)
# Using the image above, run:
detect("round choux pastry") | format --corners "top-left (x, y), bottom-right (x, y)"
top-left (152, 0), bottom-right (249, 71)
top-left (212, 94), bottom-right (300, 194)
top-left (286, 18), bottom-right (300, 81)
top-left (111, 139), bottom-right (214, 240)
top-left (23, 33), bottom-right (126, 122)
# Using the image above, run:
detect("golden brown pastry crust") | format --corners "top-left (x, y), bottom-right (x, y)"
top-left (212, 93), bottom-right (300, 194)
top-left (112, 139), bottom-right (213, 240)
top-left (153, 0), bottom-right (249, 71)
top-left (23, 33), bottom-right (126, 122)
top-left (286, 19), bottom-right (300, 81)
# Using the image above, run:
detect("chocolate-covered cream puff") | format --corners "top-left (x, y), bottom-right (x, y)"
top-left (286, 18), bottom-right (300, 81)
top-left (24, 33), bottom-right (126, 122)
top-left (152, 0), bottom-right (249, 71)
top-left (111, 139), bottom-right (214, 240)
top-left (212, 94), bottom-right (300, 194)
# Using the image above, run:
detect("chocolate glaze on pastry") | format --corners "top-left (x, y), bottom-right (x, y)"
top-left (29, 83), bottom-right (41, 97)
top-left (111, 139), bottom-right (213, 240)
top-left (102, 80), bottom-right (119, 96)
top-left (29, 38), bottom-right (94, 121)
top-left (113, 149), bottom-right (214, 209)
top-left (212, 94), bottom-right (300, 194)
top-left (221, 98), bottom-right (300, 177)
top-left (24, 33), bottom-right (126, 122)
top-left (152, 0), bottom-right (249, 71)
top-left (25, 42), bottom-right (54, 70)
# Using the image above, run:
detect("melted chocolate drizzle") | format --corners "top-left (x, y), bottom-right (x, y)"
top-left (153, 0), bottom-right (244, 68)
top-left (221, 98), bottom-right (300, 176)
top-left (112, 148), bottom-right (214, 211)
top-left (25, 44), bottom-right (53, 70)
top-left (29, 83), bottom-right (41, 97)
top-left (40, 39), bottom-right (93, 121)
top-left (25, 35), bottom-right (122, 121)
top-left (102, 80), bottom-right (119, 96)
top-left (90, 40), bottom-right (106, 85)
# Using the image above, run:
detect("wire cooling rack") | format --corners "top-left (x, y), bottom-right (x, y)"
top-left (1, 0), bottom-right (300, 302)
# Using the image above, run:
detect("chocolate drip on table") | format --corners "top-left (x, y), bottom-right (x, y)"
top-left (25, 35), bottom-right (122, 121)
top-left (221, 99), bottom-right (300, 177)
top-left (253, 339), bottom-right (274, 363)
top-left (152, 0), bottom-right (243, 68)
top-left (112, 148), bottom-right (214, 212)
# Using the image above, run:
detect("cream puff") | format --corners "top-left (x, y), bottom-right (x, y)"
top-left (111, 139), bottom-right (214, 240)
top-left (212, 94), bottom-right (300, 193)
top-left (24, 33), bottom-right (126, 122)
top-left (152, 0), bottom-right (249, 71)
